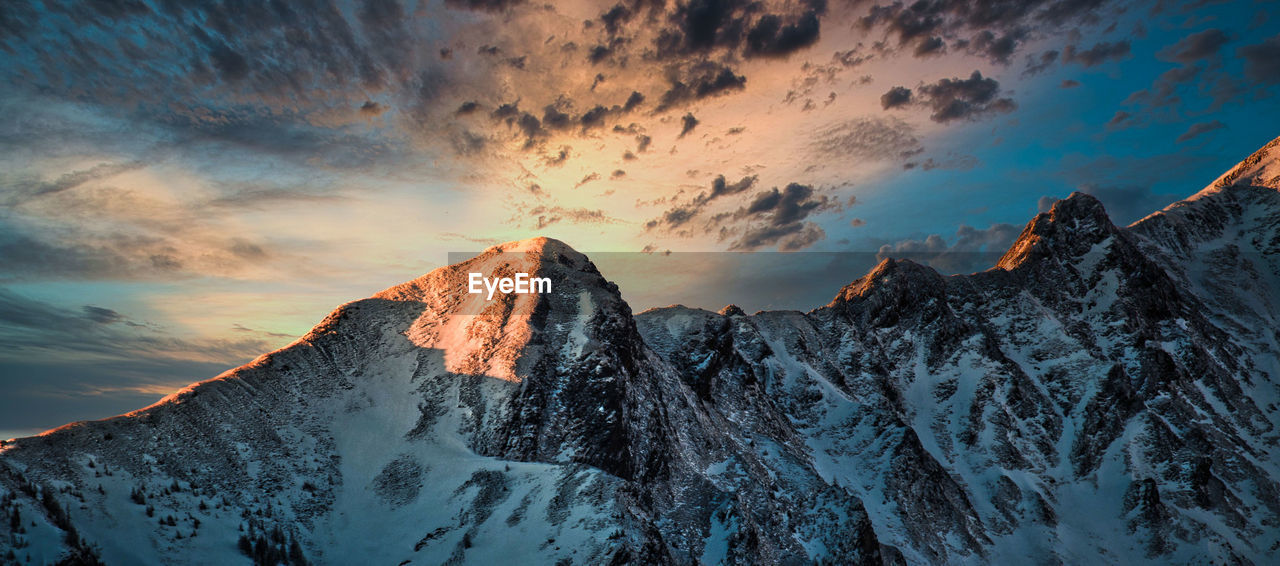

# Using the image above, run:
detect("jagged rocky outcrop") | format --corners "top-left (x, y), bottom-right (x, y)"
top-left (2, 137), bottom-right (1280, 564)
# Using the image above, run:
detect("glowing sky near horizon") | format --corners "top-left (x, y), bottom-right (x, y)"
top-left (1, 0), bottom-right (1278, 432)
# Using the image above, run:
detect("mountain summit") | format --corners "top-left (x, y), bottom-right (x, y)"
top-left (4, 140), bottom-right (1280, 564)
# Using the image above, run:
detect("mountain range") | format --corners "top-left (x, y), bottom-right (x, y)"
top-left (2, 136), bottom-right (1279, 565)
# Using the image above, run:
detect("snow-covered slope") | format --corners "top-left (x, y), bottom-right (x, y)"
top-left (2, 138), bottom-right (1280, 564)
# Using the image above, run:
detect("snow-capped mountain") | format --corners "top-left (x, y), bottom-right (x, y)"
top-left (3, 137), bottom-right (1279, 565)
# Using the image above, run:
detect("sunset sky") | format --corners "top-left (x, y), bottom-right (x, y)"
top-left (2, 0), bottom-right (1278, 436)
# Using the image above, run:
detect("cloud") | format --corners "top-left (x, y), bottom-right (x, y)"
top-left (1060, 79), bottom-right (1080, 88)
top-left (646, 174), bottom-right (758, 232)
top-left (1062, 40), bottom-right (1130, 67)
top-left (623, 91), bottom-right (645, 112)
top-left (880, 86), bottom-right (913, 109)
top-left (810, 116), bottom-right (922, 162)
top-left (1105, 110), bottom-right (1137, 130)
top-left (82, 305), bottom-right (125, 324)
top-left (1157, 28), bottom-right (1230, 63)
top-left (0, 289), bottom-right (267, 365)
top-left (652, 0), bottom-right (827, 60)
top-left (900, 71), bottom-right (1017, 123)
top-left (856, 0), bottom-right (1108, 64)
top-left (444, 0), bottom-right (526, 12)
top-left (1022, 50), bottom-right (1059, 75)
top-left (544, 145), bottom-right (571, 166)
top-left (920, 153), bottom-right (980, 171)
top-left (0, 289), bottom-right (272, 432)
top-left (1123, 65), bottom-right (1202, 109)
top-left (0, 160), bottom-right (312, 282)
top-left (725, 183), bottom-right (834, 251)
top-left (744, 12), bottom-right (823, 58)
top-left (656, 61), bottom-right (747, 111)
top-left (527, 205), bottom-right (623, 229)
top-left (1239, 34), bottom-right (1280, 84)
top-left (1175, 120), bottom-right (1225, 143)
top-left (679, 113), bottom-right (700, 138)
top-left (5, 161), bottom-right (146, 206)
top-left (877, 223), bottom-right (1021, 273)
top-left (1074, 183), bottom-right (1179, 225)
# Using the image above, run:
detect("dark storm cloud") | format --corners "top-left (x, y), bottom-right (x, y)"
top-left (1175, 120), bottom-right (1225, 143)
top-left (744, 11), bottom-right (823, 58)
top-left (734, 222), bottom-right (825, 251)
top-left (623, 91), bottom-right (646, 112)
top-left (679, 113), bottom-right (700, 138)
top-left (492, 102), bottom-right (521, 121)
top-left (884, 71), bottom-right (1016, 124)
top-left (600, 3), bottom-right (634, 35)
top-left (206, 41), bottom-right (251, 82)
top-left (709, 174), bottom-right (757, 200)
top-left (656, 61), bottom-right (747, 111)
top-left (1062, 40), bottom-right (1130, 67)
top-left (856, 0), bottom-right (1110, 64)
top-left (651, 0), bottom-right (826, 60)
top-left (725, 183), bottom-right (833, 251)
top-left (963, 30), bottom-right (1022, 64)
top-left (646, 174), bottom-right (757, 231)
top-left (580, 106), bottom-right (611, 131)
top-left (1157, 28), bottom-right (1230, 63)
top-left (443, 0), bottom-right (526, 12)
top-left (880, 86), bottom-right (913, 109)
top-left (588, 44), bottom-right (614, 64)
top-left (542, 104), bottom-right (573, 130)
top-left (913, 36), bottom-right (947, 57)
top-left (1239, 35), bottom-right (1280, 85)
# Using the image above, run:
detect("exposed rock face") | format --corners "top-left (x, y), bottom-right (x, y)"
top-left (2, 138), bottom-right (1280, 564)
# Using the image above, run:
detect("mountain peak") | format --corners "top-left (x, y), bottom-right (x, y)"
top-left (996, 191), bottom-right (1117, 271)
top-left (485, 236), bottom-right (581, 257)
top-left (829, 257), bottom-right (944, 305)
top-left (1203, 135), bottom-right (1280, 193)
top-left (375, 236), bottom-right (599, 303)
